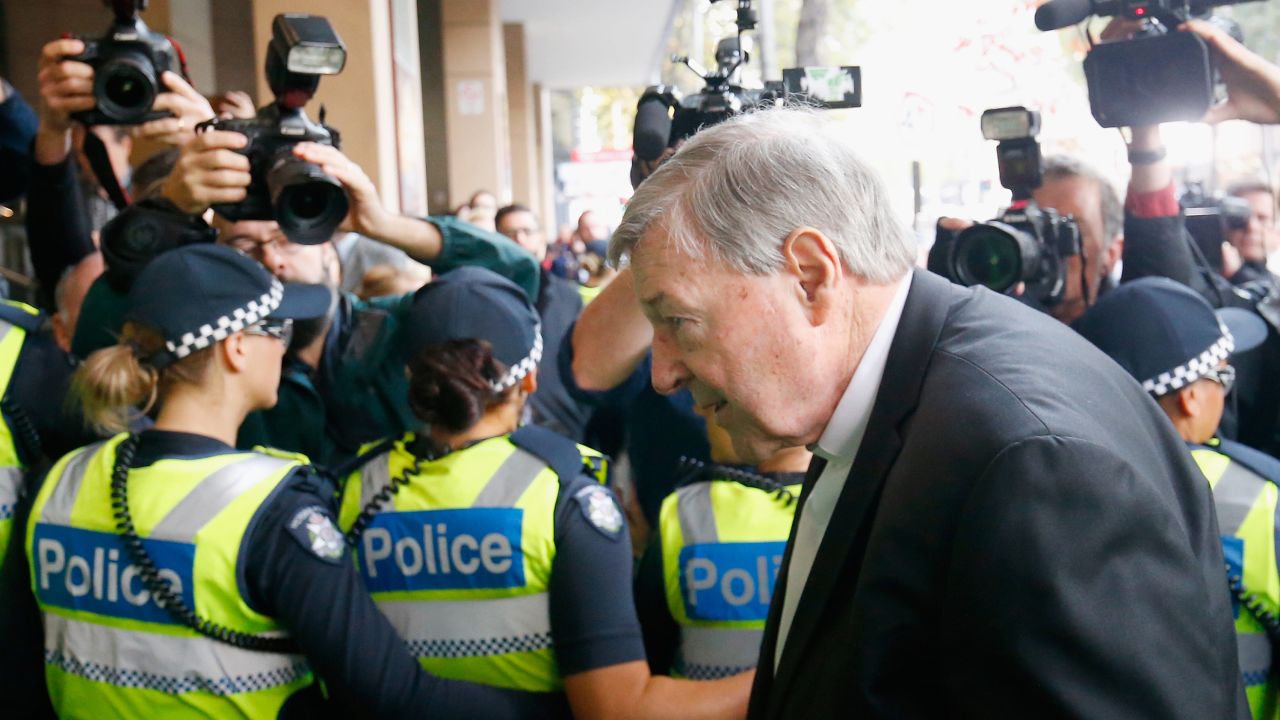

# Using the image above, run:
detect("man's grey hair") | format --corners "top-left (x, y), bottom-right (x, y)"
top-left (609, 107), bottom-right (916, 284)
top-left (1042, 155), bottom-right (1123, 249)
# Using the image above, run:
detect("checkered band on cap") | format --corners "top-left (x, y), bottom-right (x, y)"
top-left (1142, 328), bottom-right (1235, 397)
top-left (489, 324), bottom-right (542, 394)
top-left (164, 279), bottom-right (284, 361)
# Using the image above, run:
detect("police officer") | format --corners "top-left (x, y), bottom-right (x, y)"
top-left (337, 266), bottom-right (753, 719)
top-left (634, 407), bottom-right (809, 680)
top-left (23, 245), bottom-right (556, 719)
top-left (1077, 277), bottom-right (1279, 719)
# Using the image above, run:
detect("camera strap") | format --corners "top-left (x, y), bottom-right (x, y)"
top-left (82, 131), bottom-right (131, 211)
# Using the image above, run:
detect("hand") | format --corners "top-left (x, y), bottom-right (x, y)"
top-left (1222, 241), bottom-right (1243, 279)
top-left (36, 38), bottom-right (94, 134)
top-left (161, 130), bottom-right (251, 214)
top-left (132, 71), bottom-right (214, 147)
top-left (1181, 19), bottom-right (1280, 125)
top-left (291, 142), bottom-right (394, 238)
top-left (214, 90), bottom-right (257, 120)
top-left (937, 216), bottom-right (974, 233)
top-left (1098, 16), bottom-right (1146, 43)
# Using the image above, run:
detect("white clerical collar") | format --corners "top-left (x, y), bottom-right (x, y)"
top-left (811, 270), bottom-right (913, 462)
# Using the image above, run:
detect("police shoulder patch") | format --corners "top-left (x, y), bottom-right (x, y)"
top-left (286, 505), bottom-right (346, 563)
top-left (574, 484), bottom-right (624, 540)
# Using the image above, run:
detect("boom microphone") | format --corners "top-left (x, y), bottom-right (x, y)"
top-left (1034, 0), bottom-right (1095, 31)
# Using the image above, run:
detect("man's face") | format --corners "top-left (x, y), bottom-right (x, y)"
top-left (1227, 189), bottom-right (1276, 264)
top-left (497, 210), bottom-right (547, 262)
top-left (215, 218), bottom-right (338, 288)
top-left (1032, 174), bottom-right (1113, 324)
top-left (631, 227), bottom-right (832, 462)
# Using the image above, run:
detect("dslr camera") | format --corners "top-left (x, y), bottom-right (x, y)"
top-left (632, 0), bottom-right (861, 169)
top-left (197, 14), bottom-right (348, 245)
top-left (929, 107), bottom-right (1082, 307)
top-left (1181, 183), bottom-right (1252, 273)
top-left (1034, 0), bottom-right (1263, 128)
top-left (69, 0), bottom-right (185, 125)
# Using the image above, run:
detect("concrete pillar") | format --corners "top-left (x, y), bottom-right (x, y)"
top-left (251, 0), bottom-right (400, 212)
top-left (503, 23), bottom-right (538, 212)
top-left (417, 0), bottom-right (452, 215)
top-left (441, 0), bottom-right (511, 207)
top-left (211, 0), bottom-right (258, 96)
top-left (534, 83), bottom-right (556, 237)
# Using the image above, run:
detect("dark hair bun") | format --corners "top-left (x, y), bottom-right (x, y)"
top-left (408, 339), bottom-right (511, 433)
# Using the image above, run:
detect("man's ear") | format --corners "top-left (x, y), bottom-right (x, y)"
top-left (1177, 384), bottom-right (1200, 419)
top-left (781, 227), bottom-right (843, 324)
top-left (1104, 236), bottom-right (1125, 273)
top-left (221, 332), bottom-right (250, 373)
top-left (521, 369), bottom-right (539, 396)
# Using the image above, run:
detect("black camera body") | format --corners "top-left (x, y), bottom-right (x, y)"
top-left (200, 13), bottom-right (349, 245)
top-left (929, 107), bottom-right (1083, 307)
top-left (632, 1), bottom-right (860, 168)
top-left (1036, 0), bottom-right (1261, 128)
top-left (203, 106), bottom-right (347, 245)
top-left (1181, 183), bottom-right (1253, 273)
top-left (70, 0), bottom-right (183, 126)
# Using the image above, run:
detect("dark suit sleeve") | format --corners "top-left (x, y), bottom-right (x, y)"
top-left (942, 435), bottom-right (1242, 720)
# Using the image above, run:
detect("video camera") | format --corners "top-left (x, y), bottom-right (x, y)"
top-left (632, 0), bottom-right (861, 167)
top-left (69, 0), bottom-right (186, 126)
top-left (1181, 183), bottom-right (1252, 273)
top-left (1034, 0), bottom-right (1262, 128)
top-left (197, 14), bottom-right (348, 245)
top-left (929, 107), bottom-right (1082, 307)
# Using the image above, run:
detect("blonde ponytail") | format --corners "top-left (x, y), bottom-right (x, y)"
top-left (72, 322), bottom-right (213, 435)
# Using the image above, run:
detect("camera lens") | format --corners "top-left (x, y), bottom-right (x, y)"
top-left (952, 223), bottom-right (1038, 294)
top-left (267, 152), bottom-right (349, 245)
top-left (94, 53), bottom-right (158, 124)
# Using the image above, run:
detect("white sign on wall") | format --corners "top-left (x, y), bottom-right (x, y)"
top-left (457, 80), bottom-right (486, 116)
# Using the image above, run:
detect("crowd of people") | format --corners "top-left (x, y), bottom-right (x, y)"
top-left (2, 9), bottom-right (1280, 720)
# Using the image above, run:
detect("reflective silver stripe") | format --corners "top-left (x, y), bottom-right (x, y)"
top-left (1213, 462), bottom-right (1267, 536)
top-left (471, 448), bottom-right (546, 508)
top-left (677, 626), bottom-right (762, 679)
top-left (676, 482), bottom-right (718, 545)
top-left (40, 442), bottom-right (107, 525)
top-left (1239, 631), bottom-right (1272, 674)
top-left (359, 451), bottom-right (393, 511)
top-left (0, 465), bottom-right (21, 521)
top-left (43, 613), bottom-right (307, 696)
top-left (377, 593), bottom-right (552, 658)
top-left (150, 456), bottom-right (295, 540)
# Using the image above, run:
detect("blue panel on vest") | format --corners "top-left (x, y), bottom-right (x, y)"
top-left (1222, 535), bottom-right (1245, 619)
top-left (359, 508), bottom-right (526, 593)
top-left (31, 524), bottom-right (195, 625)
top-left (679, 541), bottom-right (786, 622)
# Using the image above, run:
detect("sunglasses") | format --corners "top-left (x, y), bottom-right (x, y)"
top-left (1203, 364), bottom-right (1236, 394)
top-left (244, 318), bottom-right (294, 347)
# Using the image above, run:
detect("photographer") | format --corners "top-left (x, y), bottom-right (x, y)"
top-left (1222, 180), bottom-right (1278, 289)
top-left (71, 127), bottom-right (541, 463)
top-left (25, 37), bottom-right (214, 310)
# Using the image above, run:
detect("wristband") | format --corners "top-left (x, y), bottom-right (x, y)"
top-left (1127, 146), bottom-right (1167, 165)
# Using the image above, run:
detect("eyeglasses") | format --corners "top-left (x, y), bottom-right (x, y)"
top-left (1203, 364), bottom-right (1236, 394)
top-left (244, 318), bottom-right (294, 347)
top-left (226, 233), bottom-right (307, 261)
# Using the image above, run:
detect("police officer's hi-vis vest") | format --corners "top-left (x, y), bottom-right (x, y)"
top-left (0, 300), bottom-right (40, 566)
top-left (25, 434), bottom-right (315, 719)
top-left (658, 477), bottom-right (800, 680)
top-left (338, 430), bottom-right (606, 692)
top-left (1192, 440), bottom-right (1280, 720)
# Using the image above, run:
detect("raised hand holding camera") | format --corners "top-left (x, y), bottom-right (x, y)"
top-left (197, 13), bottom-right (349, 245)
top-left (132, 71), bottom-right (214, 147)
top-left (67, 0), bottom-right (186, 126)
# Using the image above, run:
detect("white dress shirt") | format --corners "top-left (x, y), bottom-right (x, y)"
top-left (774, 270), bottom-right (913, 671)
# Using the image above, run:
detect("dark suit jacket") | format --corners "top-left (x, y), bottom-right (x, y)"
top-left (748, 271), bottom-right (1245, 719)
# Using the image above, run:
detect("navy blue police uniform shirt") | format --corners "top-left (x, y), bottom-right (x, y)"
top-left (8, 430), bottom-right (581, 720)
top-left (558, 322), bottom-right (710, 525)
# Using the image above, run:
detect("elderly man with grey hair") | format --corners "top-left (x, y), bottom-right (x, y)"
top-left (608, 107), bottom-right (1244, 719)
